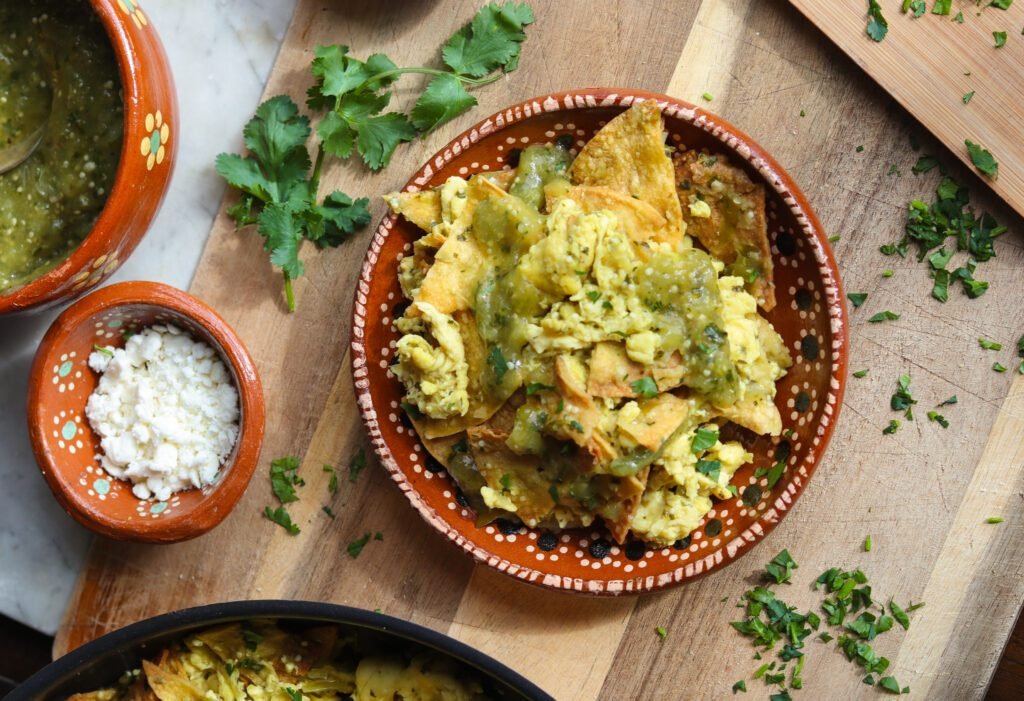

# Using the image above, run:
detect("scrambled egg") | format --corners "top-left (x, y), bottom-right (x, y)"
top-left (392, 302), bottom-right (469, 419)
top-left (385, 101), bottom-right (791, 547)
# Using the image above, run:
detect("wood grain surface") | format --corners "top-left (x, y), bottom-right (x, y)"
top-left (56, 1), bottom-right (1024, 699)
top-left (790, 0), bottom-right (1024, 219)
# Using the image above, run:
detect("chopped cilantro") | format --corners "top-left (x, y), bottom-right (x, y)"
top-left (882, 269), bottom-right (895, 278)
top-left (994, 362), bottom-right (1008, 373)
top-left (488, 346), bottom-right (509, 382)
top-left (324, 464), bottom-right (339, 494)
top-left (586, 290), bottom-right (601, 302)
top-left (400, 401), bottom-right (424, 419)
top-left (526, 382), bottom-right (555, 395)
top-left (241, 628), bottom-right (263, 650)
top-left (927, 411), bottom-right (949, 428)
top-left (864, 535), bottom-right (872, 552)
top-left (939, 395), bottom-right (958, 406)
top-left (1018, 334), bottom-right (1024, 357)
top-left (264, 506), bottom-right (300, 534)
top-left (928, 248), bottom-right (952, 270)
top-left (879, 676), bottom-right (903, 694)
top-left (286, 689), bottom-right (302, 701)
top-left (348, 448), bottom-right (367, 483)
top-left (987, 516), bottom-right (1005, 524)
top-left (867, 0), bottom-right (889, 40)
top-left (375, 531), bottom-right (383, 540)
top-left (907, 0), bottom-right (926, 17)
top-left (630, 377), bottom-right (659, 398)
top-left (819, 631), bottom-right (834, 642)
top-left (890, 374), bottom-right (916, 418)
top-left (966, 140), bottom-right (998, 177)
top-left (979, 337), bottom-right (1002, 350)
top-left (656, 625), bottom-right (668, 640)
top-left (994, 30), bottom-right (1008, 48)
top-left (853, 369), bottom-right (869, 378)
top-left (238, 657), bottom-right (263, 671)
top-left (887, 163), bottom-right (901, 176)
top-left (567, 419), bottom-right (584, 433)
top-left (765, 549), bottom-right (798, 584)
top-left (829, 234), bottom-right (842, 243)
top-left (92, 344), bottom-right (114, 357)
top-left (769, 691), bottom-right (792, 701)
top-left (696, 459), bottom-right (722, 482)
top-left (911, 155), bottom-right (938, 174)
top-left (322, 505), bottom-right (336, 519)
top-left (766, 460), bottom-right (786, 489)
top-left (692, 426), bottom-right (720, 453)
top-left (848, 292), bottom-right (868, 308)
top-left (883, 419), bottom-right (901, 435)
top-left (954, 10), bottom-right (964, 22)
top-left (732, 679), bottom-right (747, 693)
top-left (932, 268), bottom-right (950, 302)
top-left (702, 92), bottom-right (713, 102)
top-left (270, 456), bottom-right (302, 504)
top-left (856, 145), bottom-right (865, 152)
top-left (962, 90), bottom-right (975, 104)
top-left (992, 0), bottom-right (1014, 8)
top-left (931, 0), bottom-right (951, 14)
top-left (890, 600), bottom-right (910, 629)
top-left (347, 532), bottom-right (372, 558)
top-left (869, 311), bottom-right (900, 323)
top-left (548, 483), bottom-right (560, 504)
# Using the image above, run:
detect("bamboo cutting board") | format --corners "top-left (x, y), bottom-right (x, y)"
top-left (56, 1), bottom-right (1024, 699)
top-left (790, 0), bottom-right (1024, 219)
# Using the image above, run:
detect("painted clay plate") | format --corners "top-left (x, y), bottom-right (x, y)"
top-left (351, 89), bottom-right (848, 594)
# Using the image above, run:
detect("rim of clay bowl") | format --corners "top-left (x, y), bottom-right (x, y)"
top-left (351, 88), bottom-right (849, 594)
top-left (27, 281), bottom-right (265, 542)
top-left (0, 0), bottom-right (177, 314)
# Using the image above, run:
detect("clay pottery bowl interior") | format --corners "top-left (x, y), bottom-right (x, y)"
top-left (353, 88), bottom-right (849, 594)
top-left (0, 0), bottom-right (176, 315)
top-left (27, 281), bottom-right (265, 543)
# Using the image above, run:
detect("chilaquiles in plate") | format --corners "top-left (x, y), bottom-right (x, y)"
top-left (352, 90), bottom-right (847, 594)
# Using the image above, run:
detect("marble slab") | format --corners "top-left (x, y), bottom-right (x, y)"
top-left (0, 0), bottom-right (297, 635)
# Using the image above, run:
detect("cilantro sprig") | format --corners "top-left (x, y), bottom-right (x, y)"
top-left (215, 96), bottom-right (371, 311)
top-left (307, 3), bottom-right (535, 171)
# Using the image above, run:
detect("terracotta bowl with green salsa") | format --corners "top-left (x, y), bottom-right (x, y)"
top-left (0, 0), bottom-right (176, 315)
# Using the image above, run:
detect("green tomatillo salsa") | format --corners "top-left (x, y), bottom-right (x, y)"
top-left (0, 1), bottom-right (123, 293)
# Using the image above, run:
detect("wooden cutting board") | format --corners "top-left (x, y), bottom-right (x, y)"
top-left (790, 0), bottom-right (1024, 219)
top-left (56, 1), bottom-right (1024, 699)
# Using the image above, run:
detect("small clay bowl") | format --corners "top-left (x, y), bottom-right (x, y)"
top-left (27, 282), bottom-right (265, 543)
top-left (352, 88), bottom-right (849, 594)
top-left (0, 0), bottom-right (176, 315)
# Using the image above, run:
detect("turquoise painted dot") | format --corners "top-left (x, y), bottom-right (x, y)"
top-left (93, 479), bottom-right (110, 495)
top-left (61, 421), bottom-right (77, 440)
top-left (149, 502), bottom-right (168, 514)
top-left (150, 131), bottom-right (161, 153)
top-left (107, 319), bottom-right (123, 329)
top-left (58, 361), bottom-right (73, 377)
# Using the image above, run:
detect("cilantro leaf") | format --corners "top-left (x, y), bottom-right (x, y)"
top-left (270, 456), bottom-right (302, 503)
top-left (349, 448), bottom-right (367, 483)
top-left (963, 90), bottom-right (975, 104)
top-left (696, 459), bottom-right (722, 482)
top-left (692, 426), bottom-right (720, 453)
top-left (655, 626), bottom-right (668, 641)
top-left (411, 73), bottom-right (478, 132)
top-left (927, 410), bottom-right (949, 428)
top-left (979, 337), bottom-right (1002, 351)
top-left (732, 679), bottom-right (747, 693)
top-left (308, 192), bottom-right (371, 248)
top-left (867, 0), bottom-right (889, 40)
top-left (879, 676), bottom-right (902, 694)
top-left (1018, 334), bottom-right (1024, 357)
top-left (347, 532), bottom-right (372, 558)
top-left (355, 113), bottom-right (416, 170)
top-left (931, 0), bottom-right (951, 14)
top-left (853, 369), bottom-right (869, 378)
top-left (264, 506), bottom-right (300, 534)
top-left (848, 292), bottom-right (868, 308)
top-left (443, 2), bottom-right (536, 77)
top-left (911, 155), bottom-right (938, 174)
top-left (869, 311), bottom-right (900, 323)
top-left (966, 140), bottom-right (998, 177)
top-left (488, 346), bottom-right (509, 382)
top-left (994, 31), bottom-right (1008, 48)
top-left (259, 203), bottom-right (304, 282)
top-left (992, 0), bottom-right (1013, 7)
top-left (765, 549), bottom-right (798, 584)
top-left (883, 419), bottom-right (901, 435)
top-left (630, 377), bottom-right (659, 398)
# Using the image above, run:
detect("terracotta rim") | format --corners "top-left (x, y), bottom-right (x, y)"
top-left (0, 0), bottom-right (177, 314)
top-left (351, 88), bottom-right (849, 594)
top-left (27, 282), bottom-right (265, 542)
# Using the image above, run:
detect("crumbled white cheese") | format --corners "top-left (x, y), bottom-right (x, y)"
top-left (85, 324), bottom-right (240, 501)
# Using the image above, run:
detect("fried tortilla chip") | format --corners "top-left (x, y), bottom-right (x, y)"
top-left (553, 355), bottom-right (617, 462)
top-left (588, 341), bottom-right (645, 398)
top-left (570, 100), bottom-right (685, 242)
top-left (416, 237), bottom-right (486, 314)
top-left (714, 395), bottom-right (783, 436)
top-left (674, 149), bottom-right (775, 310)
top-left (617, 393), bottom-right (690, 451)
top-left (604, 466), bottom-right (650, 544)
top-left (385, 190), bottom-right (442, 233)
top-left (142, 660), bottom-right (205, 701)
top-left (560, 185), bottom-right (672, 245)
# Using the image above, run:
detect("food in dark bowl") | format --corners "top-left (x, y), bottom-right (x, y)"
top-left (11, 601), bottom-right (552, 701)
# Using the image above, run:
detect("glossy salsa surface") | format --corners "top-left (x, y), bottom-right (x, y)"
top-left (0, 0), bottom-right (123, 294)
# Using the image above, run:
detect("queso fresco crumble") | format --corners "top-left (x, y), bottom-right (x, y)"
top-left (86, 324), bottom-right (240, 501)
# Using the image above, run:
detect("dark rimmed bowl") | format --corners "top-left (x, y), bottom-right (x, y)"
top-left (10, 601), bottom-right (553, 701)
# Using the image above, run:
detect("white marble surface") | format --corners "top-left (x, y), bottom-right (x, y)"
top-left (0, 0), bottom-right (296, 635)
